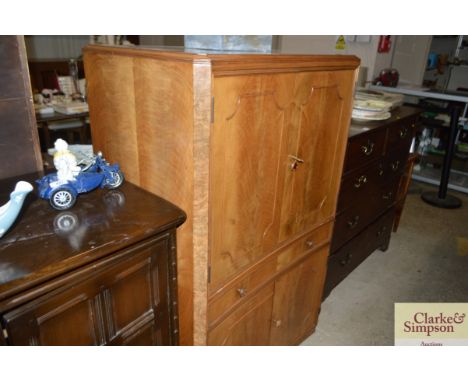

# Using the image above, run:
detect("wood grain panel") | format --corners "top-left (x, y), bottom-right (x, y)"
top-left (0, 36), bottom-right (25, 99)
top-left (84, 53), bottom-right (140, 183)
top-left (279, 71), bottom-right (355, 242)
top-left (270, 247), bottom-right (328, 345)
top-left (0, 36), bottom-right (42, 179)
top-left (210, 74), bottom-right (294, 290)
top-left (192, 59), bottom-right (212, 345)
top-left (85, 52), bottom-right (194, 345)
top-left (104, 258), bottom-right (153, 337)
top-left (37, 297), bottom-right (101, 346)
top-left (131, 57), bottom-right (194, 345)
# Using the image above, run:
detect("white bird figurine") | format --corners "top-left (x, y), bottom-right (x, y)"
top-left (0, 181), bottom-right (33, 238)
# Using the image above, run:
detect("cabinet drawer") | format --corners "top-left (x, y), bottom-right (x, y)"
top-left (276, 222), bottom-right (332, 272)
top-left (384, 148), bottom-right (410, 178)
top-left (332, 181), bottom-right (398, 252)
top-left (324, 209), bottom-right (395, 298)
top-left (208, 283), bottom-right (275, 346)
top-left (339, 149), bottom-right (409, 213)
top-left (208, 256), bottom-right (276, 326)
top-left (386, 119), bottom-right (416, 152)
top-left (338, 161), bottom-right (386, 212)
top-left (344, 128), bottom-right (386, 173)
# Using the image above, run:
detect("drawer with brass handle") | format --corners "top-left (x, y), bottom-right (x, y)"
top-left (387, 119), bottom-right (417, 151)
top-left (338, 160), bottom-right (388, 212)
top-left (325, 209), bottom-right (396, 298)
top-left (361, 140), bottom-right (375, 156)
top-left (344, 128), bottom-right (386, 173)
top-left (332, 181), bottom-right (397, 251)
top-left (208, 255), bottom-right (276, 325)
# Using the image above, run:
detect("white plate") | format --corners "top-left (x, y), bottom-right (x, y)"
top-left (352, 112), bottom-right (391, 121)
top-left (353, 99), bottom-right (392, 112)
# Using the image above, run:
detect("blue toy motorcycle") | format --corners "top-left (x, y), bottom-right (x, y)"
top-left (37, 152), bottom-right (124, 210)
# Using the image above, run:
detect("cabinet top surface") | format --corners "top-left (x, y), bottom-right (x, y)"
top-left (0, 173), bottom-right (186, 300)
top-left (349, 105), bottom-right (421, 138)
top-left (83, 45), bottom-right (360, 71)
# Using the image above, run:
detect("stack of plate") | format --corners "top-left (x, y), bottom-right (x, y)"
top-left (352, 99), bottom-right (392, 122)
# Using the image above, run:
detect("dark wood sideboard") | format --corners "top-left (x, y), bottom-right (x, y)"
top-left (0, 173), bottom-right (186, 345)
top-left (323, 106), bottom-right (420, 298)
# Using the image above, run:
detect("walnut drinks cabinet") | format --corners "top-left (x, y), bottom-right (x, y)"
top-left (0, 174), bottom-right (186, 345)
top-left (83, 46), bottom-right (360, 345)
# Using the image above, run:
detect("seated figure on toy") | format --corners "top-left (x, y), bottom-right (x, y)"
top-left (53, 139), bottom-right (81, 182)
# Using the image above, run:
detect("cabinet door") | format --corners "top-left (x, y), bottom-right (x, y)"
top-left (279, 70), bottom-right (355, 242)
top-left (270, 247), bottom-right (328, 345)
top-left (210, 74), bottom-right (295, 288)
top-left (207, 283), bottom-right (274, 346)
top-left (2, 236), bottom-right (176, 346)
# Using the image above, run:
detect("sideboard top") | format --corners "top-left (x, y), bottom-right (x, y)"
top-left (83, 45), bottom-right (360, 74)
top-left (0, 172), bottom-right (186, 302)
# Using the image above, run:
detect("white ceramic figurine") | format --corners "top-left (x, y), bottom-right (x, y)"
top-left (53, 139), bottom-right (81, 182)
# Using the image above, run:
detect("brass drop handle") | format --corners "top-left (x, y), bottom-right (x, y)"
top-left (340, 253), bottom-right (353, 266)
top-left (377, 226), bottom-right (387, 237)
top-left (399, 127), bottom-right (408, 138)
top-left (305, 239), bottom-right (315, 249)
top-left (391, 161), bottom-right (400, 171)
top-left (378, 165), bottom-right (384, 176)
top-left (237, 288), bottom-right (247, 298)
top-left (382, 191), bottom-right (393, 200)
top-left (347, 215), bottom-right (359, 229)
top-left (361, 140), bottom-right (374, 156)
top-left (288, 155), bottom-right (304, 171)
top-left (354, 175), bottom-right (368, 188)
top-left (273, 319), bottom-right (282, 328)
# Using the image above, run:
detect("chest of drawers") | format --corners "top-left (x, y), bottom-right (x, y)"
top-left (0, 174), bottom-right (185, 345)
top-left (323, 106), bottom-right (420, 298)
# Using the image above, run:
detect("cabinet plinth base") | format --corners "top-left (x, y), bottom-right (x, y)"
top-left (421, 191), bottom-right (462, 209)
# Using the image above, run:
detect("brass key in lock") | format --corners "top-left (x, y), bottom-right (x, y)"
top-left (288, 155), bottom-right (304, 170)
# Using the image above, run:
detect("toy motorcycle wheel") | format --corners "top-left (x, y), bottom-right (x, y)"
top-left (50, 188), bottom-right (76, 210)
top-left (105, 170), bottom-right (124, 189)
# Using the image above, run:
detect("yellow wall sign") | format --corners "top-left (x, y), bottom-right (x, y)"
top-left (335, 35), bottom-right (347, 50)
top-left (395, 303), bottom-right (468, 345)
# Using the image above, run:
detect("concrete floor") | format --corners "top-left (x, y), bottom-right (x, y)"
top-left (302, 181), bottom-right (468, 346)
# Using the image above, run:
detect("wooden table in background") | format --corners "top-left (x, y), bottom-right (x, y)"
top-left (36, 111), bottom-right (89, 149)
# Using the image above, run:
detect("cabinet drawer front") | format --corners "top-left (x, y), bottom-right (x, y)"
top-left (276, 223), bottom-right (332, 272)
top-left (338, 146), bottom-right (409, 213)
top-left (2, 234), bottom-right (177, 346)
top-left (344, 128), bottom-right (386, 173)
top-left (386, 119), bottom-right (416, 152)
top-left (208, 256), bottom-right (276, 326)
top-left (338, 161), bottom-right (386, 212)
top-left (208, 283), bottom-right (275, 346)
top-left (324, 209), bottom-right (394, 297)
top-left (332, 181), bottom-right (398, 252)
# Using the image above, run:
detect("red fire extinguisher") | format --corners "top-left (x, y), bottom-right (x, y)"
top-left (378, 35), bottom-right (392, 53)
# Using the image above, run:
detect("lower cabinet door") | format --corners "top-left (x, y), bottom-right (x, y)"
top-left (269, 247), bottom-right (328, 345)
top-left (207, 284), bottom-right (274, 346)
top-left (2, 236), bottom-right (176, 346)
